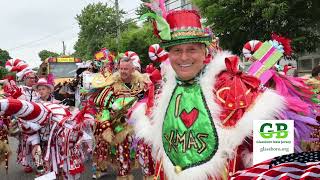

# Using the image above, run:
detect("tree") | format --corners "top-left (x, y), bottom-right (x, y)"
top-left (0, 49), bottom-right (11, 78)
top-left (193, 0), bottom-right (320, 55)
top-left (136, 0), bottom-right (152, 17)
top-left (74, 2), bottom-right (124, 60)
top-left (105, 23), bottom-right (159, 68)
top-left (0, 49), bottom-right (11, 66)
top-left (38, 50), bottom-right (59, 61)
top-left (0, 67), bottom-right (8, 80)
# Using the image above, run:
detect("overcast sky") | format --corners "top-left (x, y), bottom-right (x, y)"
top-left (0, 0), bottom-right (141, 68)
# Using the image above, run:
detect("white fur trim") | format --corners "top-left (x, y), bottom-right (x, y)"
top-left (131, 103), bottom-right (153, 143)
top-left (241, 150), bottom-right (253, 169)
top-left (0, 99), bottom-right (9, 116)
top-left (24, 121), bottom-right (41, 131)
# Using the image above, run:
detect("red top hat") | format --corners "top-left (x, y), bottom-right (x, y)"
top-left (161, 10), bottom-right (211, 48)
top-left (166, 10), bottom-right (202, 30)
top-left (141, 2), bottom-right (212, 48)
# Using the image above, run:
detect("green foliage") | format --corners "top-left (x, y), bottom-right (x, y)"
top-left (0, 49), bottom-right (11, 66)
top-left (74, 2), bottom-right (122, 60)
top-left (136, 0), bottom-right (153, 17)
top-left (105, 23), bottom-right (159, 68)
top-left (38, 50), bottom-right (59, 61)
top-left (0, 67), bottom-right (8, 80)
top-left (0, 49), bottom-right (11, 78)
top-left (74, 1), bottom-right (160, 68)
top-left (193, 0), bottom-right (320, 55)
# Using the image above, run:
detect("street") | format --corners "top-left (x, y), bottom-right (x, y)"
top-left (0, 137), bottom-right (142, 180)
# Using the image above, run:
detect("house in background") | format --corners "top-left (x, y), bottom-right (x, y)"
top-left (297, 49), bottom-right (320, 76)
top-left (165, 0), bottom-right (194, 11)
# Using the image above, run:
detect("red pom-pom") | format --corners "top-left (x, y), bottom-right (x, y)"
top-left (271, 33), bottom-right (292, 56)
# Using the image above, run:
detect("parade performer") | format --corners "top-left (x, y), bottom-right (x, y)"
top-left (4, 59), bottom-right (40, 102)
top-left (92, 55), bottom-right (153, 180)
top-left (34, 75), bottom-right (59, 104)
top-left (131, 6), bottom-right (286, 179)
top-left (0, 97), bottom-right (94, 179)
top-left (33, 76), bottom-right (61, 173)
top-left (2, 59), bottom-right (43, 174)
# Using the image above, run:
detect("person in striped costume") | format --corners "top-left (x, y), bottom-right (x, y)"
top-left (2, 59), bottom-right (43, 174)
top-left (0, 97), bottom-right (94, 179)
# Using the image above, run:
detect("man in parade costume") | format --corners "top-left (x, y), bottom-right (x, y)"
top-left (3, 59), bottom-right (40, 102)
top-left (92, 55), bottom-right (155, 180)
top-left (131, 9), bottom-right (285, 180)
top-left (2, 59), bottom-right (44, 174)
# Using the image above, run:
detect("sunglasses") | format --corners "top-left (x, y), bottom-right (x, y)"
top-left (26, 77), bottom-right (38, 80)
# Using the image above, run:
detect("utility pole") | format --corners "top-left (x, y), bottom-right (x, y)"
top-left (115, 0), bottom-right (121, 52)
top-left (62, 41), bottom-right (66, 55)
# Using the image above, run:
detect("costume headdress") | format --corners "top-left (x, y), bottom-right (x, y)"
top-left (123, 51), bottom-right (141, 71)
top-left (94, 48), bottom-right (115, 63)
top-left (141, 0), bottom-right (212, 48)
top-left (33, 74), bottom-right (54, 92)
top-left (5, 59), bottom-right (35, 81)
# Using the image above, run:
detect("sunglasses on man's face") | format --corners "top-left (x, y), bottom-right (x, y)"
top-left (26, 77), bottom-right (37, 80)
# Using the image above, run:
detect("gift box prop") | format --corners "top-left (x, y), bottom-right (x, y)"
top-left (244, 34), bottom-right (292, 85)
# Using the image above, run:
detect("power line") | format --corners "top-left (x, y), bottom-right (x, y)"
top-left (170, 2), bottom-right (193, 11)
top-left (126, 11), bottom-right (138, 16)
top-left (8, 24), bottom-right (78, 51)
top-left (125, 6), bottom-right (140, 14)
top-left (7, 2), bottom-right (143, 52)
top-left (120, 2), bottom-right (195, 27)
top-left (107, 0), bottom-right (115, 5)
top-left (118, 17), bottom-right (143, 28)
top-left (166, 0), bottom-right (180, 6)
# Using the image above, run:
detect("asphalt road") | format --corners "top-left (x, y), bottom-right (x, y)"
top-left (0, 137), bottom-right (143, 180)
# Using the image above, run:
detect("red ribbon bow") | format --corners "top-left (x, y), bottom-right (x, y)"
top-left (215, 56), bottom-right (261, 127)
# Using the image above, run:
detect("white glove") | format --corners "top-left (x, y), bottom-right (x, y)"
top-left (24, 121), bottom-right (41, 131)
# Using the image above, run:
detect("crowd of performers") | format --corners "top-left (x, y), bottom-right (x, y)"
top-left (0, 5), bottom-right (320, 180)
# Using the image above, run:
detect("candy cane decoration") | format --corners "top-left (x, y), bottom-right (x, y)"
top-left (242, 40), bottom-right (262, 60)
top-left (5, 59), bottom-right (29, 72)
top-left (0, 99), bottom-right (71, 127)
top-left (0, 99), bottom-right (50, 130)
top-left (0, 99), bottom-right (93, 131)
top-left (124, 51), bottom-right (141, 70)
top-left (5, 59), bottom-right (33, 80)
top-left (149, 44), bottom-right (168, 62)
